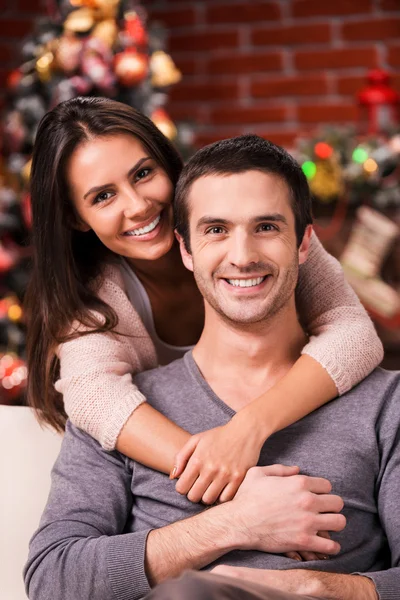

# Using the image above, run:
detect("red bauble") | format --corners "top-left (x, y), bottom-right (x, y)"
top-left (124, 12), bottom-right (147, 47)
top-left (0, 354), bottom-right (27, 405)
top-left (114, 50), bottom-right (148, 87)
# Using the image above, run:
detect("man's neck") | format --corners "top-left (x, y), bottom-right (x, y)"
top-left (193, 299), bottom-right (307, 411)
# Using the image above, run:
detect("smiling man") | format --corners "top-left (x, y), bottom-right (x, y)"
top-left (25, 136), bottom-right (399, 600)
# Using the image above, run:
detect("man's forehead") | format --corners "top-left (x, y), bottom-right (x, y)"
top-left (187, 170), bottom-right (293, 221)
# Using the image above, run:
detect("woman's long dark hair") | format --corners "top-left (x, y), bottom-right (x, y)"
top-left (25, 96), bottom-right (183, 431)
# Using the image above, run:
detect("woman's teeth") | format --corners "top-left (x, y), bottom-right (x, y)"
top-left (125, 214), bottom-right (161, 236)
top-left (227, 277), bottom-right (266, 288)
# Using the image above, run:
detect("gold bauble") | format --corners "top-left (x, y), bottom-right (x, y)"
top-left (36, 51), bottom-right (55, 82)
top-left (92, 19), bottom-right (118, 48)
top-left (64, 8), bottom-right (95, 33)
top-left (150, 51), bottom-right (181, 88)
top-left (151, 109), bottom-right (177, 140)
top-left (310, 158), bottom-right (344, 202)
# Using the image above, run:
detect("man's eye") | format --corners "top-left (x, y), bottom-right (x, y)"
top-left (258, 223), bottom-right (277, 232)
top-left (135, 168), bottom-right (151, 181)
top-left (206, 226), bottom-right (225, 235)
top-left (93, 191), bottom-right (113, 205)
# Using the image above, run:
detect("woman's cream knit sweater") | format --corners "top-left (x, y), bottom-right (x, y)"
top-left (55, 232), bottom-right (384, 450)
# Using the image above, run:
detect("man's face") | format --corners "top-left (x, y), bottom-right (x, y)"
top-left (179, 170), bottom-right (311, 325)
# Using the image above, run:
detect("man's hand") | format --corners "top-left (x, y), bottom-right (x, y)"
top-left (211, 566), bottom-right (378, 600)
top-left (172, 412), bottom-right (265, 504)
top-left (229, 466), bottom-right (346, 555)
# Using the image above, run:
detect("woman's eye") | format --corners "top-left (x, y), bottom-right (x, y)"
top-left (135, 167), bottom-right (151, 181)
top-left (258, 223), bottom-right (277, 232)
top-left (93, 191), bottom-right (113, 205)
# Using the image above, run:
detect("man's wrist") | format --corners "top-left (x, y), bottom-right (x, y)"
top-left (310, 572), bottom-right (378, 600)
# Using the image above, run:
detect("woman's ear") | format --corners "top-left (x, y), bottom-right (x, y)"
top-left (175, 230), bottom-right (193, 272)
top-left (68, 213), bottom-right (91, 232)
top-left (298, 225), bottom-right (313, 265)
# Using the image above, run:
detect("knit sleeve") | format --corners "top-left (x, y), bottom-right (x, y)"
top-left (55, 268), bottom-right (157, 451)
top-left (296, 230), bottom-right (384, 395)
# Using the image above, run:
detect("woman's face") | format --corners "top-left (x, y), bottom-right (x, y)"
top-left (67, 134), bottom-right (175, 262)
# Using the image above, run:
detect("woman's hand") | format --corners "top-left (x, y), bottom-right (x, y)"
top-left (171, 412), bottom-right (266, 505)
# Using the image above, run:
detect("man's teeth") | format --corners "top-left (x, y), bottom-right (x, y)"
top-left (227, 277), bottom-right (265, 288)
top-left (125, 214), bottom-right (161, 236)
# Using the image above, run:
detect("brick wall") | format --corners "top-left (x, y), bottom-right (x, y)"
top-left (1, 0), bottom-right (400, 148)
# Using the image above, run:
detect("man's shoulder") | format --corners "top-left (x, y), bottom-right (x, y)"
top-left (346, 367), bottom-right (400, 411)
top-left (134, 353), bottom-right (192, 397)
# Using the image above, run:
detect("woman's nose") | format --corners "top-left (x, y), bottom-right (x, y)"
top-left (122, 188), bottom-right (152, 219)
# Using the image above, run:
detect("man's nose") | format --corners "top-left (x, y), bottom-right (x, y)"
top-left (226, 231), bottom-right (260, 268)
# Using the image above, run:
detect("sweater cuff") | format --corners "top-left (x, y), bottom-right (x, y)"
top-left (354, 571), bottom-right (399, 600)
top-left (301, 340), bottom-right (350, 396)
top-left (102, 390), bottom-right (147, 451)
top-left (107, 529), bottom-right (152, 600)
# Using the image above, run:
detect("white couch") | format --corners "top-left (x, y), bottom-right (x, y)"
top-left (0, 406), bottom-right (63, 600)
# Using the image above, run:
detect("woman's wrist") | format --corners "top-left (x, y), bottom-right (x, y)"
top-left (231, 404), bottom-right (270, 449)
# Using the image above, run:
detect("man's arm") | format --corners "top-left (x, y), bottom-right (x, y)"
top-left (211, 567), bottom-right (377, 600)
top-left (24, 425), bottom-right (344, 600)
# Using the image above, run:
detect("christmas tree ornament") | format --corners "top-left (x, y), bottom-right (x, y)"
top-left (114, 49), bottom-right (148, 86)
top-left (309, 155), bottom-right (344, 202)
top-left (357, 70), bottom-right (400, 135)
top-left (55, 32), bottom-right (83, 73)
top-left (64, 7), bottom-right (95, 33)
top-left (92, 18), bottom-right (118, 48)
top-left (150, 50), bottom-right (181, 88)
top-left (0, 353), bottom-right (27, 405)
top-left (341, 206), bottom-right (400, 319)
top-left (123, 11), bottom-right (147, 47)
top-left (36, 50), bottom-right (56, 82)
top-left (151, 108), bottom-right (177, 140)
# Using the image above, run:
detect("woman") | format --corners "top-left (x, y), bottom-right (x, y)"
top-left (26, 96), bottom-right (383, 506)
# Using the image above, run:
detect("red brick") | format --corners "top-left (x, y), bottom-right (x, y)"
top-left (195, 130), bottom-right (243, 148)
top-left (251, 75), bottom-right (328, 98)
top-left (168, 104), bottom-right (202, 122)
top-left (259, 131), bottom-right (298, 149)
top-left (170, 30), bottom-right (239, 53)
top-left (169, 81), bottom-right (238, 103)
top-left (297, 103), bottom-right (358, 123)
top-left (207, 52), bottom-right (283, 75)
top-left (173, 56), bottom-right (198, 77)
top-left (295, 47), bottom-right (378, 70)
top-left (293, 0), bottom-right (373, 17)
top-left (0, 43), bottom-right (13, 62)
top-left (206, 2), bottom-right (281, 24)
top-left (388, 44), bottom-right (400, 68)
top-left (252, 23), bottom-right (331, 46)
top-left (17, 0), bottom-right (46, 12)
top-left (341, 18), bottom-right (400, 42)
top-left (336, 75), bottom-right (368, 95)
top-left (210, 105), bottom-right (287, 125)
top-left (147, 8), bottom-right (196, 29)
top-left (380, 0), bottom-right (400, 10)
top-left (0, 19), bottom-right (33, 38)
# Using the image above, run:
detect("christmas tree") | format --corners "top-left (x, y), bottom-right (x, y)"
top-left (0, 0), bottom-right (191, 405)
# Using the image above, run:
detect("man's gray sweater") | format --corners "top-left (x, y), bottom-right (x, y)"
top-left (24, 354), bottom-right (400, 600)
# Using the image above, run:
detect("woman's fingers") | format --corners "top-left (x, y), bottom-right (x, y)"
top-left (171, 436), bottom-right (199, 479)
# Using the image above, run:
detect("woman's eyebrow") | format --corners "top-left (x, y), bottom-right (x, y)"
top-left (83, 156), bottom-right (152, 199)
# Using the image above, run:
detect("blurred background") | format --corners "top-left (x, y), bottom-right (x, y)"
top-left (0, 0), bottom-right (399, 405)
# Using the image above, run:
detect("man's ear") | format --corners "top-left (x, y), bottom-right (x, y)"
top-left (175, 230), bottom-right (193, 272)
top-left (298, 225), bottom-right (313, 265)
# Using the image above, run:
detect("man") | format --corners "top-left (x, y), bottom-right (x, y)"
top-left (25, 136), bottom-right (399, 600)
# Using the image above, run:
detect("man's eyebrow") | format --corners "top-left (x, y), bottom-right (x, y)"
top-left (254, 213), bottom-right (288, 225)
top-left (196, 213), bottom-right (288, 230)
top-left (196, 217), bottom-right (232, 230)
top-left (83, 156), bottom-right (152, 199)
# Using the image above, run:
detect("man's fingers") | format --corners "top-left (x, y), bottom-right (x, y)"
top-left (316, 512), bottom-right (347, 533)
top-left (304, 476), bottom-right (333, 494)
top-left (259, 464), bottom-right (300, 477)
top-left (315, 494), bottom-right (344, 514)
top-left (172, 437), bottom-right (199, 479)
top-left (305, 534), bottom-right (341, 555)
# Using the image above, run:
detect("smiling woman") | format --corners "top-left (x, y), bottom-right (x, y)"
top-left (25, 97), bottom-right (383, 507)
